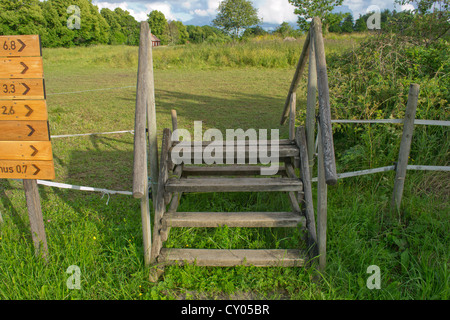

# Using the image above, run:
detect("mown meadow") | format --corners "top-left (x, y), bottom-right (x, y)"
top-left (0, 33), bottom-right (448, 299)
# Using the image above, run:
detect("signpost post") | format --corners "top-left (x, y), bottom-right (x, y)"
top-left (0, 35), bottom-right (54, 259)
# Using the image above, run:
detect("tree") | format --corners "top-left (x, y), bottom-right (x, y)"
top-left (212, 0), bottom-right (261, 37)
top-left (274, 22), bottom-right (294, 37)
top-left (288, 0), bottom-right (344, 31)
top-left (354, 14), bottom-right (368, 32)
top-left (147, 10), bottom-right (168, 43)
top-left (340, 13), bottom-right (354, 33)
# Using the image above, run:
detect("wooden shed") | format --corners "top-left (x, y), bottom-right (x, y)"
top-left (151, 34), bottom-right (161, 47)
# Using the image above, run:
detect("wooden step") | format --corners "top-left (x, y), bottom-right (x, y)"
top-left (162, 211), bottom-right (306, 228)
top-left (165, 177), bottom-right (302, 193)
top-left (181, 165), bottom-right (286, 177)
top-left (158, 248), bottom-right (306, 267)
top-left (169, 142), bottom-right (299, 163)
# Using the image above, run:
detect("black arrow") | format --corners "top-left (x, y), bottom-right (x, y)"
top-left (17, 39), bottom-right (26, 52)
top-left (21, 83), bottom-right (30, 95)
top-left (30, 145), bottom-right (38, 157)
top-left (32, 164), bottom-right (40, 176)
top-left (24, 105), bottom-right (33, 117)
top-left (27, 124), bottom-right (35, 137)
top-left (20, 62), bottom-right (28, 74)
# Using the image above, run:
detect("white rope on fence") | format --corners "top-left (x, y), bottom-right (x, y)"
top-left (331, 119), bottom-right (450, 126)
top-left (51, 130), bottom-right (134, 139)
top-left (36, 180), bottom-right (133, 205)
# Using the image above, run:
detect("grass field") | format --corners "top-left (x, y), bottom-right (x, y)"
top-left (0, 37), bottom-right (448, 300)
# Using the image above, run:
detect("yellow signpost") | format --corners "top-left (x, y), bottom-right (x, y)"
top-left (0, 35), bottom-right (53, 259)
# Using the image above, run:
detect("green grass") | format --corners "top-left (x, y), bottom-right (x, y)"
top-left (0, 37), bottom-right (449, 300)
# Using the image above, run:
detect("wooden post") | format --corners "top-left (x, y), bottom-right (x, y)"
top-left (392, 84), bottom-right (420, 211)
top-left (295, 127), bottom-right (317, 257)
top-left (146, 25), bottom-right (159, 206)
top-left (171, 109), bottom-right (178, 141)
top-left (317, 128), bottom-right (327, 272)
top-left (289, 93), bottom-right (296, 141)
top-left (312, 17), bottom-right (337, 186)
top-left (132, 21), bottom-right (154, 265)
top-left (280, 29), bottom-right (311, 125)
top-left (305, 25), bottom-right (317, 172)
top-left (23, 179), bottom-right (48, 260)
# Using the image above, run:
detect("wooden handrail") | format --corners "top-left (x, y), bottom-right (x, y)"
top-left (312, 17), bottom-right (337, 185)
top-left (280, 29), bottom-right (311, 125)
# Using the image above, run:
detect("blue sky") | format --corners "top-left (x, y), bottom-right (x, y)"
top-left (92, 0), bottom-right (415, 29)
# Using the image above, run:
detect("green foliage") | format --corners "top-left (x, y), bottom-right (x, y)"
top-left (212, 0), bottom-right (261, 37)
top-left (288, 0), bottom-right (344, 31)
top-left (147, 10), bottom-right (168, 44)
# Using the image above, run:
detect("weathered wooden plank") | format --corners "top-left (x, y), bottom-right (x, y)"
top-left (306, 26), bottom-right (317, 172)
top-left (165, 177), bottom-right (302, 193)
top-left (150, 128), bottom-right (172, 263)
top-left (317, 128), bottom-right (327, 272)
top-left (181, 165), bottom-right (286, 177)
top-left (280, 29), bottom-right (311, 125)
top-left (172, 139), bottom-right (295, 147)
top-left (159, 248), bottom-right (306, 267)
top-left (169, 144), bottom-right (299, 161)
top-left (289, 92), bottom-right (296, 140)
top-left (295, 126), bottom-right (317, 256)
top-left (146, 25), bottom-right (159, 205)
top-left (162, 211), bottom-right (305, 228)
top-left (392, 84), bottom-right (420, 211)
top-left (312, 17), bottom-right (337, 186)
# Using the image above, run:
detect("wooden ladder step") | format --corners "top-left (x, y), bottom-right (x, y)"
top-left (165, 177), bottom-right (302, 193)
top-left (162, 211), bottom-right (305, 228)
top-left (181, 165), bottom-right (286, 177)
top-left (159, 248), bottom-right (306, 267)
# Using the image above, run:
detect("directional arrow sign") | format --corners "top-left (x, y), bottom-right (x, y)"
top-left (0, 141), bottom-right (53, 160)
top-left (0, 35), bottom-right (41, 57)
top-left (0, 79), bottom-right (45, 100)
top-left (0, 160), bottom-right (54, 179)
top-left (0, 57), bottom-right (43, 78)
top-left (0, 120), bottom-right (49, 141)
top-left (0, 101), bottom-right (47, 120)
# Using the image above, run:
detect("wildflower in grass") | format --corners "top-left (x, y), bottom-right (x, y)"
top-left (93, 236), bottom-right (96, 240)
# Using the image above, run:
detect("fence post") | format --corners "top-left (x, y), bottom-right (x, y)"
top-left (392, 84), bottom-right (420, 212)
top-left (317, 128), bottom-right (327, 272)
top-left (23, 179), bottom-right (48, 261)
top-left (306, 24), bottom-right (317, 172)
top-left (289, 93), bottom-right (296, 140)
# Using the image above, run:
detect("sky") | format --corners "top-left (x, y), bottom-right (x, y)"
top-left (92, 0), bottom-right (416, 29)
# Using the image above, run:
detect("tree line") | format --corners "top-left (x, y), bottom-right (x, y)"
top-left (1, 0), bottom-right (447, 47)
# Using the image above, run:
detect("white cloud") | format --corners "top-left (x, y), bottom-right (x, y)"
top-left (256, 0), bottom-right (297, 24)
top-left (400, 4), bottom-right (415, 11)
top-left (94, 1), bottom-right (148, 21)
